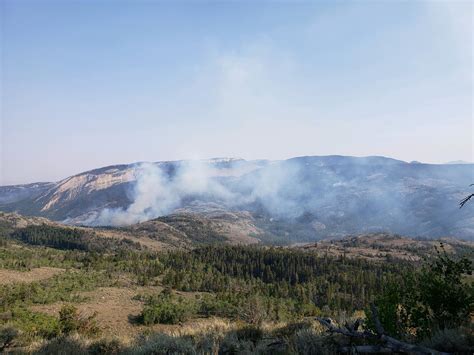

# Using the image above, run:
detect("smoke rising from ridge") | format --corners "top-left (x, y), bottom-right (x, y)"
top-left (92, 161), bottom-right (235, 225)
top-left (82, 157), bottom-right (473, 240)
top-left (90, 159), bottom-right (306, 226)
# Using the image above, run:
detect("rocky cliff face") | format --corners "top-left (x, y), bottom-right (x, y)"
top-left (1, 156), bottom-right (473, 240)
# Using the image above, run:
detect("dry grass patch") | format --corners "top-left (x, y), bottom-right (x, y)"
top-left (165, 317), bottom-right (234, 338)
top-left (31, 287), bottom-right (151, 341)
top-left (0, 267), bottom-right (64, 285)
top-left (29, 286), bottom-right (213, 341)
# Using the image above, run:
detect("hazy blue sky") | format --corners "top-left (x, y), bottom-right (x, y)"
top-left (1, 0), bottom-right (472, 185)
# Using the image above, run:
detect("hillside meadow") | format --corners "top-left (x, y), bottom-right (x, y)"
top-left (0, 217), bottom-right (472, 354)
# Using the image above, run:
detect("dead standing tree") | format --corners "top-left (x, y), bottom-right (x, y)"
top-left (316, 304), bottom-right (450, 355)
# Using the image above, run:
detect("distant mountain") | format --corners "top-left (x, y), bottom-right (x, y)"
top-left (445, 160), bottom-right (472, 165)
top-left (1, 155), bottom-right (473, 240)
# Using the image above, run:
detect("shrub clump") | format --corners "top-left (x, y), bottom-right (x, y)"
top-left (140, 290), bottom-right (196, 325)
top-left (88, 338), bottom-right (122, 354)
top-left (372, 245), bottom-right (473, 341)
top-left (59, 304), bottom-right (100, 337)
top-left (0, 326), bottom-right (18, 352)
top-left (35, 335), bottom-right (88, 355)
top-left (128, 333), bottom-right (196, 354)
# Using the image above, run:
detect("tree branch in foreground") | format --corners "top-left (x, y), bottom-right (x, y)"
top-left (460, 193), bottom-right (474, 208)
top-left (316, 304), bottom-right (450, 355)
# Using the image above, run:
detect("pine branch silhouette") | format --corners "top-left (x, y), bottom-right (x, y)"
top-left (459, 184), bottom-right (474, 208)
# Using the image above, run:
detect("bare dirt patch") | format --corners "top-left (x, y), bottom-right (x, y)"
top-left (30, 286), bottom-right (209, 341)
top-left (0, 267), bottom-right (64, 285)
top-left (31, 286), bottom-right (214, 340)
top-left (32, 287), bottom-right (150, 340)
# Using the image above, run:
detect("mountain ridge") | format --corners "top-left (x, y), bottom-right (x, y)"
top-left (4, 155), bottom-right (473, 188)
top-left (1, 155), bottom-right (473, 240)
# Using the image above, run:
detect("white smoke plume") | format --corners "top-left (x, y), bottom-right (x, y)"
top-left (84, 156), bottom-right (473, 241)
top-left (92, 160), bottom-right (243, 226)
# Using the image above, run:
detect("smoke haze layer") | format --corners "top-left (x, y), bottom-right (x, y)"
top-left (75, 157), bottom-right (474, 240)
top-left (0, 156), bottom-right (472, 240)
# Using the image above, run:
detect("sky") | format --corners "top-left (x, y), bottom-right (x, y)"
top-left (0, 0), bottom-right (472, 185)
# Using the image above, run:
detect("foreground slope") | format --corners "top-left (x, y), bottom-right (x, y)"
top-left (0, 221), bottom-right (472, 353)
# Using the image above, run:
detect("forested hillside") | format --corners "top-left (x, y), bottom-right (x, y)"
top-left (0, 214), bottom-right (472, 353)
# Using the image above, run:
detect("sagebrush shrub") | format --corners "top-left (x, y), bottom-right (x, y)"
top-left (35, 335), bottom-right (88, 355)
top-left (128, 333), bottom-right (196, 354)
top-left (0, 326), bottom-right (18, 352)
top-left (89, 338), bottom-right (123, 354)
top-left (58, 304), bottom-right (100, 337)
